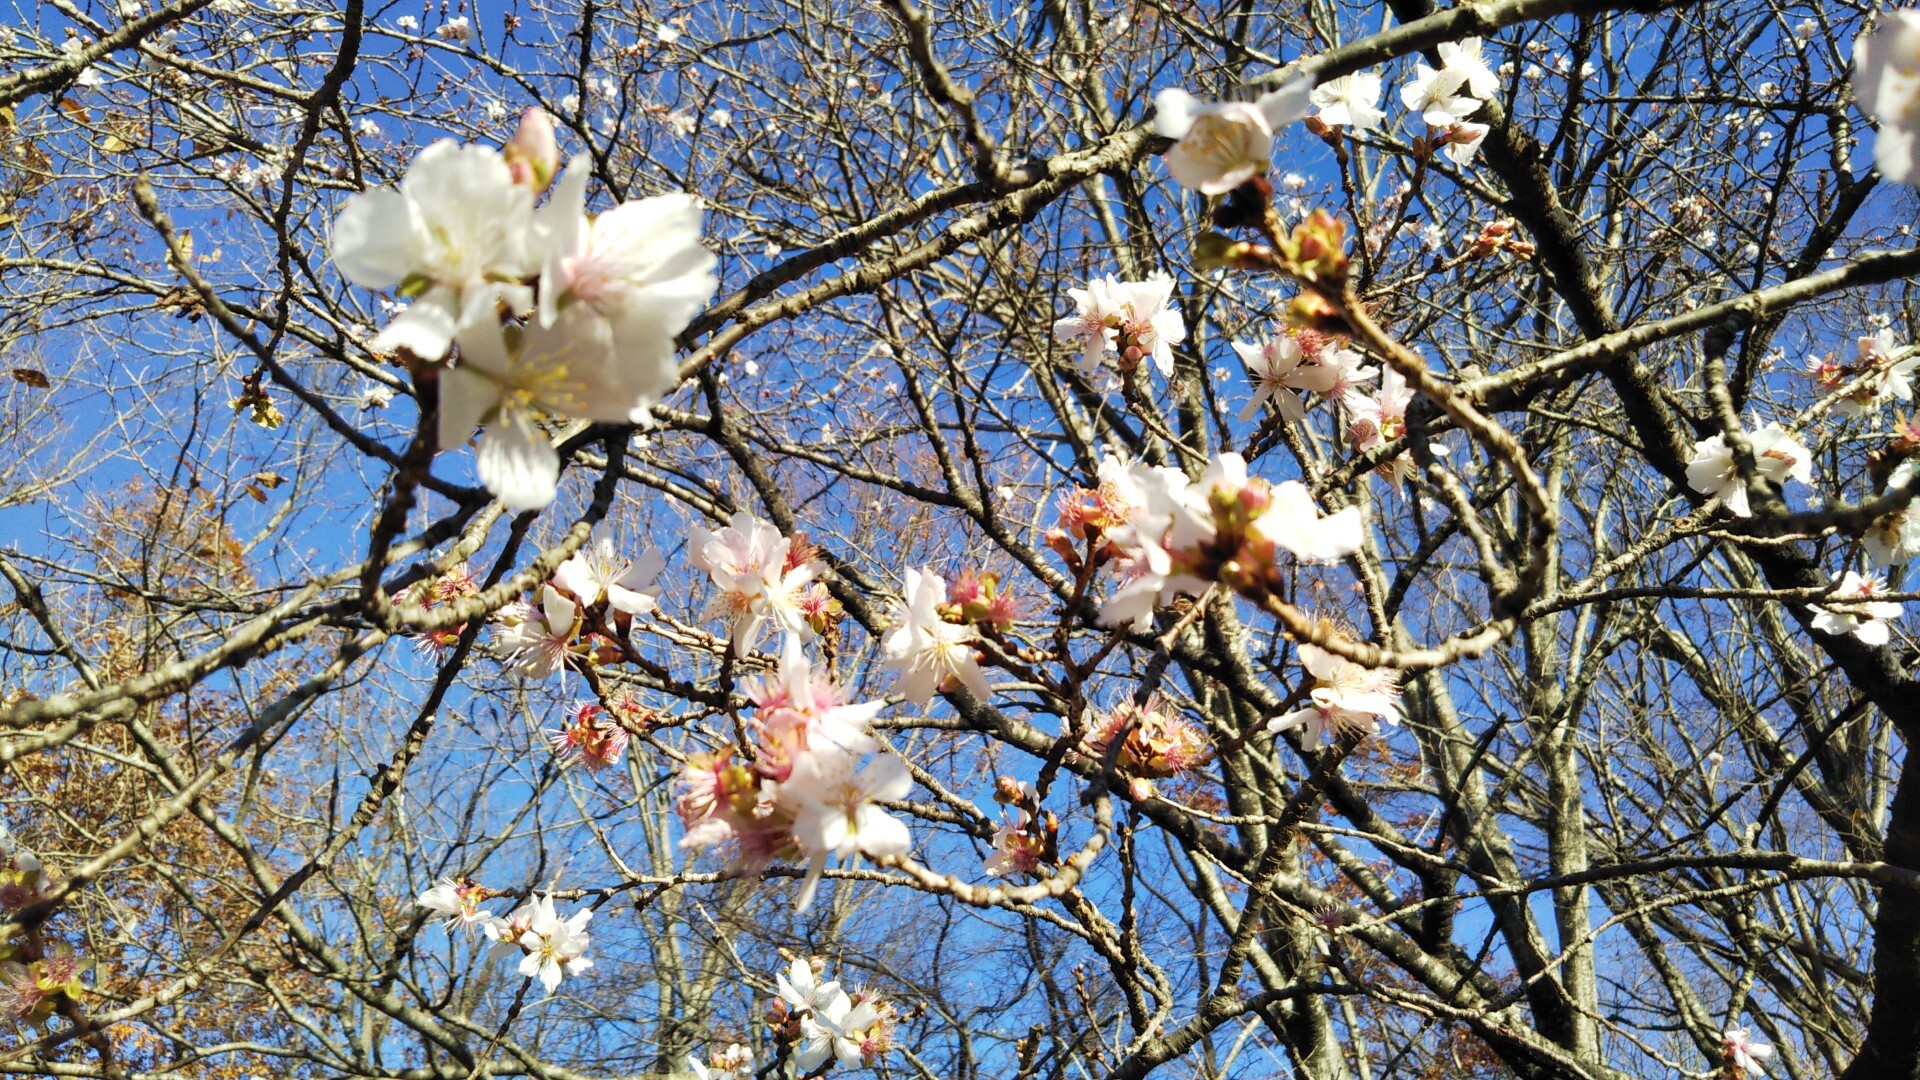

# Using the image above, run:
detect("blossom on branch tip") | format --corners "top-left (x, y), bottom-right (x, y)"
top-left (1683, 423), bottom-right (1812, 518)
top-left (1442, 121), bottom-right (1490, 166)
top-left (1151, 78), bottom-right (1311, 194)
top-left (1400, 61), bottom-right (1480, 128)
top-left (484, 894), bottom-right (593, 993)
top-left (1344, 367), bottom-right (1444, 484)
top-left (415, 876), bottom-right (495, 933)
top-left (1266, 641), bottom-right (1402, 751)
top-left (881, 567), bottom-right (991, 705)
top-left (1098, 452), bottom-right (1364, 627)
top-left (1310, 71), bottom-right (1385, 132)
top-left (1855, 11), bottom-right (1920, 185)
top-left (1807, 570), bottom-right (1904, 645)
top-left (787, 749), bottom-right (914, 911)
top-left (330, 140), bottom-right (537, 360)
top-left (503, 108), bottom-right (559, 192)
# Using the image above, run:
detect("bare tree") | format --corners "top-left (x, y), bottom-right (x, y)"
top-left (5, 1), bottom-right (1920, 1078)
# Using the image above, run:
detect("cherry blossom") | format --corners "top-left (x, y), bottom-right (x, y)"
top-left (881, 567), bottom-right (991, 705)
top-left (485, 894), bottom-right (593, 993)
top-left (1437, 37), bottom-right (1501, 100)
top-left (786, 748), bottom-right (914, 910)
top-left (1867, 459), bottom-right (1920, 567)
top-left (1078, 697), bottom-right (1213, 780)
top-left (1310, 71), bottom-right (1385, 132)
top-left (1233, 334), bottom-right (1339, 421)
top-left (0, 824), bottom-right (51, 915)
top-left (1807, 570), bottom-right (1904, 646)
top-left (330, 141), bottom-right (536, 360)
top-left (1346, 367), bottom-right (1447, 483)
top-left (1684, 423), bottom-right (1813, 518)
top-left (1854, 10), bottom-right (1920, 185)
top-left (442, 306), bottom-right (674, 510)
top-left (535, 154), bottom-right (718, 399)
top-left (1099, 453), bottom-right (1363, 627)
top-left (983, 811), bottom-right (1047, 877)
top-left (502, 108), bottom-right (559, 192)
top-left (1400, 60), bottom-right (1481, 127)
top-left (1266, 641), bottom-right (1402, 751)
top-left (1317, 346), bottom-right (1379, 403)
top-left (1442, 121), bottom-right (1490, 166)
top-left (552, 526), bottom-right (664, 619)
top-left (493, 585), bottom-right (580, 678)
top-left (1151, 78), bottom-right (1311, 194)
top-left (1839, 329), bottom-right (1920, 415)
top-left (746, 636), bottom-right (883, 764)
top-left (415, 876), bottom-right (495, 933)
top-left (547, 701), bottom-right (631, 769)
top-left (1053, 274), bottom-right (1188, 378)
top-left (690, 512), bottom-right (823, 654)
top-left (1722, 1026), bottom-right (1774, 1077)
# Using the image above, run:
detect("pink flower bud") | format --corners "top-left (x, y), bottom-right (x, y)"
top-left (503, 107), bottom-right (559, 193)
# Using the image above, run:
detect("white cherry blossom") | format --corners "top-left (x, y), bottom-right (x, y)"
top-left (1684, 423), bottom-right (1813, 518)
top-left (1310, 71), bottom-right (1385, 132)
top-left (1266, 642), bottom-right (1402, 751)
top-left (786, 750), bottom-right (914, 910)
top-left (415, 877), bottom-right (494, 933)
top-left (1400, 62), bottom-right (1480, 127)
top-left (881, 567), bottom-right (989, 705)
top-left (331, 140), bottom-right (536, 360)
top-left (1233, 335), bottom-right (1339, 421)
top-left (689, 512), bottom-right (822, 654)
top-left (1722, 1026), bottom-right (1774, 1077)
top-left (536, 154), bottom-right (717, 404)
top-left (1808, 570), bottom-right (1904, 646)
top-left (1855, 11), bottom-right (1920, 185)
top-left (553, 526), bottom-right (664, 618)
top-left (438, 307), bottom-right (632, 510)
top-left (1152, 78), bottom-right (1311, 194)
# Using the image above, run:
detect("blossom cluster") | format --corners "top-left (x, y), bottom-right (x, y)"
top-left (1082, 450), bottom-right (1364, 629)
top-left (675, 636), bottom-right (909, 910)
top-left (770, 957), bottom-right (896, 1072)
top-left (1680, 323), bottom-right (1914, 648)
top-left (1235, 328), bottom-right (1448, 484)
top-left (330, 109), bottom-right (718, 510)
top-left (1076, 697), bottom-right (1214, 797)
top-left (1267, 640), bottom-right (1403, 751)
top-left (1152, 36), bottom-right (1504, 199)
top-left (0, 825), bottom-right (88, 1027)
top-left (416, 879), bottom-right (595, 994)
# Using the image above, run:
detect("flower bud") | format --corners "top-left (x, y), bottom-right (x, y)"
top-left (1193, 231), bottom-right (1276, 272)
top-left (1284, 292), bottom-right (1349, 336)
top-left (503, 107), bottom-right (559, 193)
top-left (1279, 209), bottom-right (1350, 285)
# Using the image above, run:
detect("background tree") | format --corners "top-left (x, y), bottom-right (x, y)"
top-left (4, 1), bottom-right (1920, 1079)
